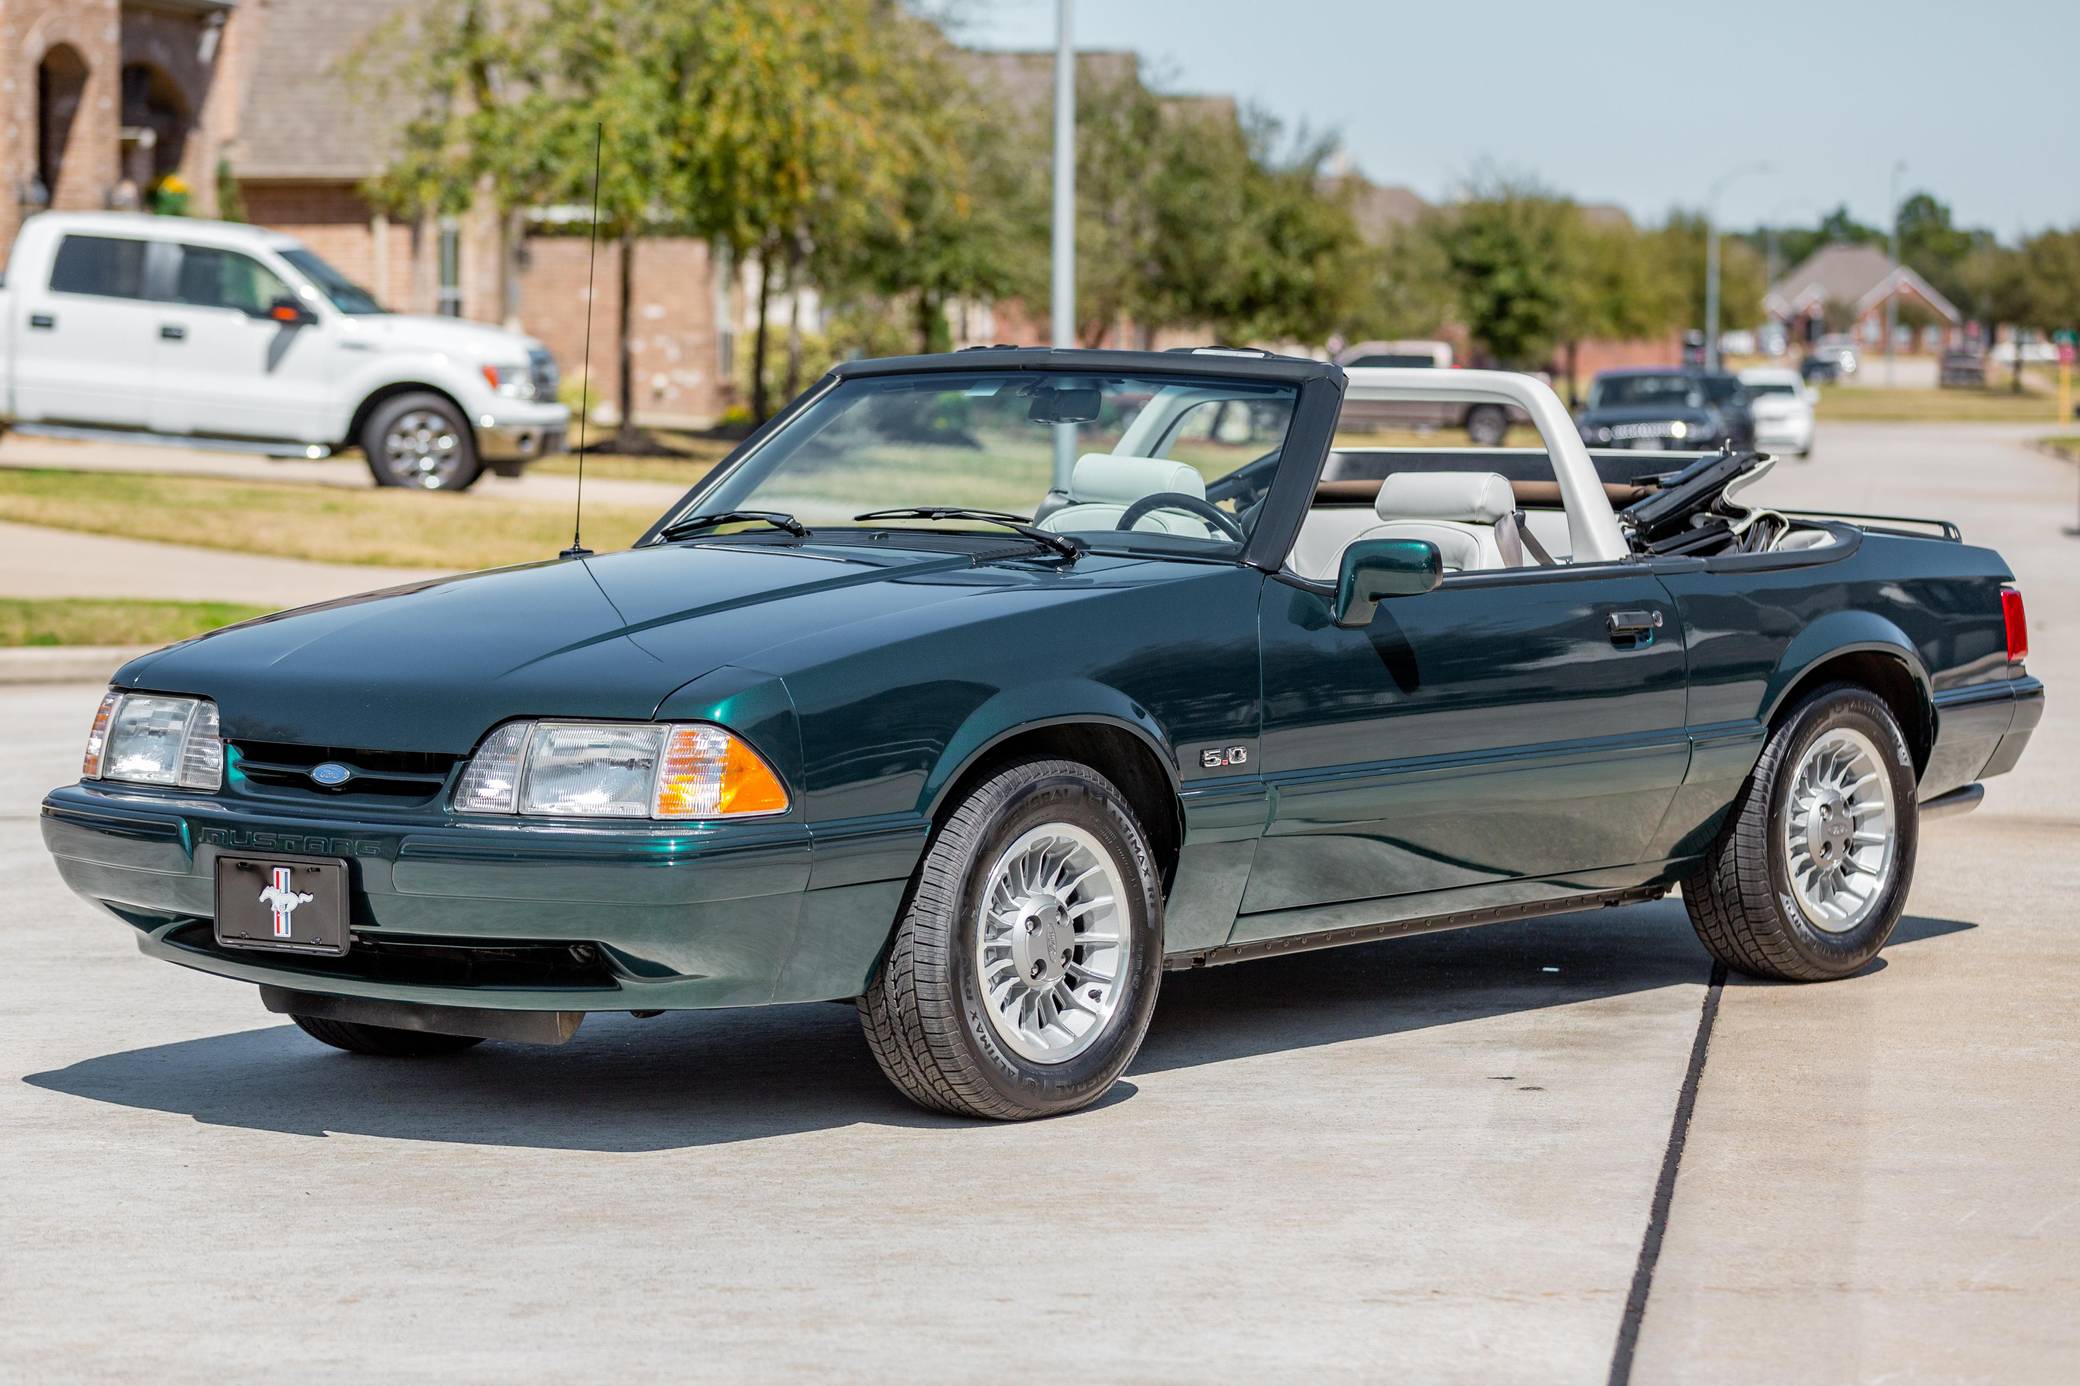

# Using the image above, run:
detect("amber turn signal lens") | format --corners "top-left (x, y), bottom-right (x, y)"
top-left (81, 689), bottom-right (121, 779)
top-left (654, 725), bottom-right (789, 819)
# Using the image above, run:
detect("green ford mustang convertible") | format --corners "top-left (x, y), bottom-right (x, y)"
top-left (43, 348), bottom-right (2044, 1119)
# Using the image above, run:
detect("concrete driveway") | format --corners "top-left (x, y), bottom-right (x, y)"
top-left (0, 420), bottom-right (2072, 1383)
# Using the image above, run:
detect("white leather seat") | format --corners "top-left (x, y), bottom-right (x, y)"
top-left (1036, 454), bottom-right (1217, 537)
top-left (1287, 471), bottom-right (1526, 580)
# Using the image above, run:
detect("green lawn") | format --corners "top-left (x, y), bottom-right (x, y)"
top-left (0, 597), bottom-right (271, 647)
top-left (2039, 435), bottom-right (2080, 463)
top-left (531, 431), bottom-right (736, 485)
top-left (0, 469), bottom-right (660, 570)
top-left (1814, 385), bottom-right (2071, 424)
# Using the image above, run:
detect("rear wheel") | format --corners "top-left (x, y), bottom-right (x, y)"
top-left (361, 391), bottom-right (482, 491)
top-left (1682, 683), bottom-right (1919, 980)
top-left (290, 1014), bottom-right (485, 1057)
top-left (858, 758), bottom-right (1164, 1120)
top-left (1465, 404), bottom-right (1509, 446)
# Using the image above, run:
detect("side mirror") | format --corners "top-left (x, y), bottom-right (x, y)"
top-left (264, 295), bottom-right (315, 326)
top-left (1332, 538), bottom-right (1442, 628)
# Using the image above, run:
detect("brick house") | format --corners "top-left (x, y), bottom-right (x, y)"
top-left (1765, 243), bottom-right (1963, 353)
top-left (2, 0), bottom-right (736, 425)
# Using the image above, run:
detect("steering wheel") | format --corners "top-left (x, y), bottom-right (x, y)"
top-left (1116, 492), bottom-right (1247, 542)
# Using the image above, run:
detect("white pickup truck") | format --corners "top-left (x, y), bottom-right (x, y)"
top-left (0, 212), bottom-right (569, 490)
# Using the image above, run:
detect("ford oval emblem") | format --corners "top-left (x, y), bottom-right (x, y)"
top-left (310, 761), bottom-right (353, 787)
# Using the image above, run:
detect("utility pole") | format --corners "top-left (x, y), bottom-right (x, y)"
top-left (1885, 161), bottom-right (1906, 388)
top-left (1050, 0), bottom-right (1076, 491)
top-left (1704, 162), bottom-right (1770, 373)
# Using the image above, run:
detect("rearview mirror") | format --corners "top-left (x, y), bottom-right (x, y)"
top-left (1027, 385), bottom-right (1102, 425)
top-left (1332, 538), bottom-right (1442, 628)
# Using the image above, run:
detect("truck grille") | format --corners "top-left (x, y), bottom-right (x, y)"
top-left (528, 346), bottom-right (560, 401)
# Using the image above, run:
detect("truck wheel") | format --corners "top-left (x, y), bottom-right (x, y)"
top-left (361, 392), bottom-right (482, 491)
top-left (1682, 683), bottom-right (1919, 981)
top-left (858, 758), bottom-right (1164, 1120)
top-left (1465, 404), bottom-right (1509, 446)
top-left (290, 1013), bottom-right (485, 1057)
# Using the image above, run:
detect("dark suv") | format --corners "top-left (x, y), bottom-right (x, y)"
top-left (1576, 368), bottom-right (1755, 452)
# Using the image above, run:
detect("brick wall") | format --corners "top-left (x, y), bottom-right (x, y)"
top-left (517, 234), bottom-right (728, 426)
top-left (0, 0), bottom-right (121, 250)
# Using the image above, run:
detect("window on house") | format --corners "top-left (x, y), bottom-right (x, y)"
top-left (49, 235), bottom-right (150, 299)
top-left (437, 220), bottom-right (463, 317)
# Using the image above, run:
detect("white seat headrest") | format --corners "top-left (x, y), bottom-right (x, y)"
top-left (1375, 471), bottom-right (1517, 523)
top-left (1070, 453), bottom-right (1206, 504)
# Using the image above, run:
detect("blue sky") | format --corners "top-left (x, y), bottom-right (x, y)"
top-left (958, 0), bottom-right (2079, 239)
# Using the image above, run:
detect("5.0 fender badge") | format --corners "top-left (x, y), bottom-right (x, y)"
top-left (1199, 745), bottom-right (1249, 770)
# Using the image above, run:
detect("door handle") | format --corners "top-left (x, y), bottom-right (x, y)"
top-left (160, 324), bottom-right (186, 342)
top-left (1607, 609), bottom-right (1664, 644)
top-left (28, 313), bottom-right (54, 330)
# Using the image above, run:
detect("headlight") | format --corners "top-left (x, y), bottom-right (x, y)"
top-left (454, 720), bottom-right (789, 820)
top-left (480, 364), bottom-right (538, 401)
top-left (83, 691), bottom-right (223, 789)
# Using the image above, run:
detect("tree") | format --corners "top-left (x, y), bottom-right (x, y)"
top-left (1896, 191), bottom-right (1984, 311)
top-left (1555, 219), bottom-right (1683, 401)
top-left (1647, 210), bottom-right (1767, 337)
top-left (1426, 176), bottom-right (1582, 369)
top-left (1345, 224), bottom-right (1459, 345)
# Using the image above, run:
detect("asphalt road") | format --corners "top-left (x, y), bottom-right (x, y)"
top-left (1, 421), bottom-right (2072, 1383)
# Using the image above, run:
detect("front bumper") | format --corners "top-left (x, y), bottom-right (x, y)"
top-left (474, 401), bottom-right (571, 464)
top-left (41, 782), bottom-right (921, 1013)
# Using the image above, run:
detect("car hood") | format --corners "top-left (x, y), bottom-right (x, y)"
top-left (343, 313), bottom-right (546, 363)
top-left (1747, 394), bottom-right (1806, 418)
top-left (115, 543), bottom-right (1000, 753)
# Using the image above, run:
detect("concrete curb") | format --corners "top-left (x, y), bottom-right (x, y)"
top-left (0, 645), bottom-right (151, 684)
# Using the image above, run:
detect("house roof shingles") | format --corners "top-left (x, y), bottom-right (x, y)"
top-left (1766, 243), bottom-right (1961, 323)
top-left (233, 0), bottom-right (417, 181)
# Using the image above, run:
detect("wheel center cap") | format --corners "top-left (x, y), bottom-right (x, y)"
top-left (1010, 893), bottom-right (1074, 988)
top-left (1807, 794), bottom-right (1854, 861)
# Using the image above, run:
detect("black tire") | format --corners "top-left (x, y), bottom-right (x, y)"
top-left (360, 391), bottom-right (482, 491)
top-left (290, 1013), bottom-right (486, 1057)
top-left (1465, 403), bottom-right (1509, 446)
top-left (858, 758), bottom-right (1165, 1120)
top-left (1682, 683), bottom-right (1919, 981)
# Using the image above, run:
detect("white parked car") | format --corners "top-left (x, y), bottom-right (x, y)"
top-left (1737, 365), bottom-right (1816, 459)
top-left (0, 212), bottom-right (568, 489)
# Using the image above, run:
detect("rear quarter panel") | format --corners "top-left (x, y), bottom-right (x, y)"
top-left (1651, 529), bottom-right (2018, 859)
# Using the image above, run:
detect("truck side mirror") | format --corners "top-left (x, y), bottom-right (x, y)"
top-left (1332, 538), bottom-right (1442, 628)
top-left (265, 295), bottom-right (315, 326)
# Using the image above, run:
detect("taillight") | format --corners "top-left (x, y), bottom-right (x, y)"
top-left (2002, 588), bottom-right (2028, 664)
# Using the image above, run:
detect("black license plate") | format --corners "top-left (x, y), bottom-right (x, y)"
top-left (214, 854), bottom-right (351, 956)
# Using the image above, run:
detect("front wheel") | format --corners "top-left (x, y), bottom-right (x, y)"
top-left (858, 758), bottom-right (1164, 1120)
top-left (1682, 683), bottom-right (1919, 980)
top-left (361, 391), bottom-right (482, 491)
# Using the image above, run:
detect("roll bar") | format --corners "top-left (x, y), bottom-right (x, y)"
top-left (1341, 368), bottom-right (1630, 564)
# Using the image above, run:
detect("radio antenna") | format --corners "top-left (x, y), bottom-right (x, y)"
top-left (560, 122), bottom-right (603, 560)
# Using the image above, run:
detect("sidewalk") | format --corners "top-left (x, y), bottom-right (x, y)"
top-left (0, 519), bottom-right (446, 606)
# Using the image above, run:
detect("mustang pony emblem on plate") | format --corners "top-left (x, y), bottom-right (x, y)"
top-left (256, 866), bottom-right (314, 939)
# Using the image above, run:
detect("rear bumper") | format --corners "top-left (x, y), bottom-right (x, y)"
top-left (1923, 676), bottom-right (2044, 802)
top-left (40, 783), bottom-right (919, 1012)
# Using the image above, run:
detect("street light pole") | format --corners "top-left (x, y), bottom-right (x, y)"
top-left (1885, 160), bottom-right (1906, 388)
top-left (1049, 0), bottom-right (1076, 490)
top-left (1704, 162), bottom-right (1770, 374)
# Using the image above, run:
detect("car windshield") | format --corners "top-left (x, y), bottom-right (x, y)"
top-left (670, 370), bottom-right (1299, 556)
top-left (279, 247), bottom-right (386, 315)
top-left (1698, 375), bottom-right (1746, 405)
top-left (1745, 380), bottom-right (1799, 397)
top-left (1590, 374), bottom-right (1702, 409)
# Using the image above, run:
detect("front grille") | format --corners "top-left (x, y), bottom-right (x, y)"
top-left (528, 346), bottom-right (559, 401)
top-left (231, 741), bottom-right (460, 807)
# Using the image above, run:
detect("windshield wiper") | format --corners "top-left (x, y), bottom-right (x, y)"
top-left (852, 507), bottom-right (1083, 559)
top-left (657, 510), bottom-right (809, 542)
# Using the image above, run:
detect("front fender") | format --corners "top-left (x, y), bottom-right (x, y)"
top-left (1759, 609), bottom-right (1931, 724)
top-left (339, 357), bottom-right (497, 441)
top-left (921, 678), bottom-right (1180, 819)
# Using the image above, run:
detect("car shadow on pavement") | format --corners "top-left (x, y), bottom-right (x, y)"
top-left (22, 903), bottom-right (1974, 1152)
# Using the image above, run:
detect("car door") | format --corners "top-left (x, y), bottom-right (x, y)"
top-left (9, 232), bottom-right (159, 428)
top-left (150, 242), bottom-right (335, 442)
top-left (1236, 562), bottom-right (1690, 942)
